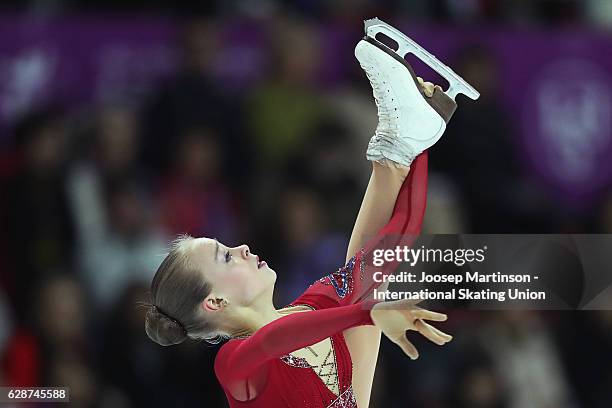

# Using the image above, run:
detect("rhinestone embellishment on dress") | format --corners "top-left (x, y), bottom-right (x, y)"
top-left (358, 250), bottom-right (366, 281)
top-left (319, 249), bottom-right (365, 298)
top-left (327, 386), bottom-right (357, 408)
top-left (280, 354), bottom-right (314, 369)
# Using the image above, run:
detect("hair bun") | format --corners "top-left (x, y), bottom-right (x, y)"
top-left (145, 305), bottom-right (188, 346)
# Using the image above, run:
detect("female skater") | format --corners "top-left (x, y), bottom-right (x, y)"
top-left (145, 38), bottom-right (453, 407)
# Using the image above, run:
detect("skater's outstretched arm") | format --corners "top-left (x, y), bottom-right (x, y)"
top-left (345, 78), bottom-right (437, 264)
top-left (345, 162), bottom-right (409, 264)
top-left (215, 302), bottom-right (373, 400)
top-left (345, 151), bottom-right (430, 408)
top-left (344, 78), bottom-right (438, 408)
top-left (215, 298), bottom-right (450, 401)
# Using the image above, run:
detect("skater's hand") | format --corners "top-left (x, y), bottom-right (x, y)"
top-left (417, 77), bottom-right (443, 98)
top-left (370, 299), bottom-right (452, 360)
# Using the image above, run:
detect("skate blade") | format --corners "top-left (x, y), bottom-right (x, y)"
top-left (364, 17), bottom-right (480, 102)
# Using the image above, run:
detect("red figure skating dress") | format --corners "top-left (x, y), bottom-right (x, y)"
top-left (214, 153), bottom-right (429, 407)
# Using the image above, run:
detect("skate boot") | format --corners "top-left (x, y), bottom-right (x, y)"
top-left (356, 39), bottom-right (452, 167)
top-left (356, 18), bottom-right (479, 167)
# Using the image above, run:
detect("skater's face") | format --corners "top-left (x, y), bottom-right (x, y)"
top-left (185, 237), bottom-right (277, 309)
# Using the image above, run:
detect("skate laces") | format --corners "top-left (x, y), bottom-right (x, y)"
top-left (360, 60), bottom-right (399, 139)
top-left (360, 54), bottom-right (417, 166)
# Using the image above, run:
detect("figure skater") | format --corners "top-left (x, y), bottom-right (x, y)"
top-left (145, 38), bottom-right (454, 407)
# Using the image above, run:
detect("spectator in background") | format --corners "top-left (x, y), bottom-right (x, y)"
top-left (69, 103), bottom-right (143, 194)
top-left (36, 276), bottom-right (89, 358)
top-left (2, 108), bottom-right (76, 322)
top-left (326, 61), bottom-right (379, 184)
top-left (272, 185), bottom-right (347, 305)
top-left (429, 45), bottom-right (546, 233)
top-left (92, 105), bottom-right (144, 185)
top-left (285, 118), bottom-right (363, 230)
top-left (158, 126), bottom-right (240, 242)
top-left (69, 105), bottom-right (165, 310)
top-left (46, 355), bottom-right (100, 408)
top-left (34, 275), bottom-right (110, 407)
top-left (479, 311), bottom-right (577, 408)
top-left (451, 346), bottom-right (507, 408)
top-left (69, 104), bottom-right (144, 248)
top-left (2, 275), bottom-right (95, 394)
top-left (99, 282), bottom-right (225, 407)
top-left (100, 282), bottom-right (177, 407)
top-left (246, 17), bottom-right (328, 171)
top-left (422, 174), bottom-right (468, 233)
top-left (74, 178), bottom-right (166, 311)
top-left (248, 119), bottom-right (363, 306)
top-left (141, 18), bottom-right (251, 186)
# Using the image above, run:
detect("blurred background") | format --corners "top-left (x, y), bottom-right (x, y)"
top-left (1, 0), bottom-right (611, 407)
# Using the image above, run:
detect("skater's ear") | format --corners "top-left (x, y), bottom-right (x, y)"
top-left (203, 296), bottom-right (229, 312)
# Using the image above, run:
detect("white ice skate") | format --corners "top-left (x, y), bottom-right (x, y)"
top-left (356, 18), bottom-right (479, 167)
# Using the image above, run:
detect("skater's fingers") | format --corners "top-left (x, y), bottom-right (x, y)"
top-left (425, 321), bottom-right (453, 342)
top-left (416, 76), bottom-right (436, 96)
top-left (434, 85), bottom-right (443, 92)
top-left (411, 308), bottom-right (448, 322)
top-left (421, 81), bottom-right (435, 97)
top-left (414, 319), bottom-right (447, 345)
top-left (391, 333), bottom-right (419, 360)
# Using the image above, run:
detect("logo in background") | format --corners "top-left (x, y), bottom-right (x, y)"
top-left (525, 58), bottom-right (612, 200)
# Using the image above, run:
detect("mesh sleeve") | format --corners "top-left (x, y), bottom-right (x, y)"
top-left (214, 302), bottom-right (373, 399)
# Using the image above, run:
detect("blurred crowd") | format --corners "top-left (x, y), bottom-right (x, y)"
top-left (1, 1), bottom-right (612, 407)
top-left (3, 0), bottom-right (612, 28)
